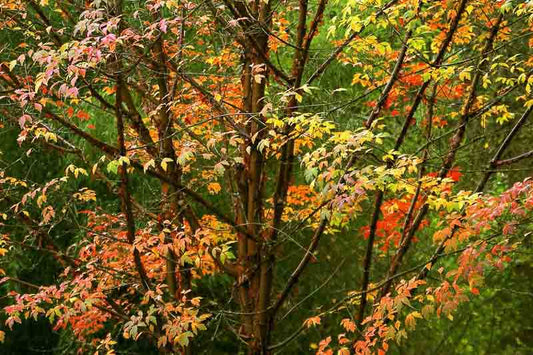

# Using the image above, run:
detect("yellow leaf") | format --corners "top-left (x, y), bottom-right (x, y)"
top-left (37, 194), bottom-right (47, 208)
top-left (118, 156), bottom-right (130, 166)
top-left (459, 69), bottom-right (471, 82)
top-left (253, 74), bottom-right (263, 84)
top-left (174, 331), bottom-right (193, 347)
top-left (411, 311), bottom-right (422, 319)
top-left (405, 313), bottom-right (416, 329)
top-left (161, 158), bottom-right (174, 172)
top-left (338, 348), bottom-right (350, 355)
top-left (144, 159), bottom-right (155, 173)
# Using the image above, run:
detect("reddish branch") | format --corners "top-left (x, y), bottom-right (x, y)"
top-left (356, 0), bottom-right (470, 325)
top-left (270, 217), bottom-right (328, 317)
top-left (215, 0), bottom-right (292, 85)
top-left (379, 12), bottom-right (504, 299)
top-left (495, 149), bottom-right (533, 167)
top-left (477, 103), bottom-right (532, 189)
top-left (306, 0), bottom-right (400, 85)
top-left (266, 2), bottom-right (328, 348)
top-left (364, 28), bottom-right (412, 128)
top-left (116, 95), bottom-right (151, 291)
top-left (418, 104), bottom-right (533, 281)
top-left (394, 0), bottom-right (470, 151)
top-left (356, 189), bottom-right (385, 325)
top-left (113, 0), bottom-right (151, 291)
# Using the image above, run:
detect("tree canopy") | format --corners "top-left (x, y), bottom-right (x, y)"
top-left (0, 0), bottom-right (532, 354)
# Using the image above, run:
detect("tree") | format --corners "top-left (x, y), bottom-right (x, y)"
top-left (0, 0), bottom-right (532, 353)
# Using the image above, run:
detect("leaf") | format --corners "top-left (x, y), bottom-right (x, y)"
top-left (144, 159), bottom-right (155, 173)
top-left (304, 316), bottom-right (321, 328)
top-left (107, 161), bottom-right (119, 175)
top-left (118, 156), bottom-right (130, 166)
top-left (214, 162), bottom-right (225, 175)
top-left (304, 167), bottom-right (318, 183)
top-left (421, 305), bottom-right (434, 319)
top-left (253, 74), bottom-right (263, 84)
top-left (332, 88), bottom-right (348, 93)
top-left (76, 111), bottom-right (90, 120)
top-left (161, 158), bottom-right (174, 172)
top-left (340, 318), bottom-right (356, 332)
top-left (257, 139), bottom-right (270, 153)
top-left (103, 86), bottom-right (116, 95)
top-left (18, 115), bottom-right (31, 129)
top-left (35, 73), bottom-right (45, 92)
top-left (174, 331), bottom-right (193, 347)
top-left (260, 102), bottom-right (272, 116)
top-left (177, 151), bottom-right (194, 165)
top-left (406, 310), bottom-right (423, 330)
top-left (207, 182), bottom-right (221, 195)
top-left (338, 348), bottom-right (350, 355)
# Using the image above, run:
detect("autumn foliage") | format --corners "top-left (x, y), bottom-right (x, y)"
top-left (0, 0), bottom-right (533, 354)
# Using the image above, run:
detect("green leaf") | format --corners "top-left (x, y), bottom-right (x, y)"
top-left (107, 160), bottom-right (119, 174)
top-left (175, 331), bottom-right (193, 347)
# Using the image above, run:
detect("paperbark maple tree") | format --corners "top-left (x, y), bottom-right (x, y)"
top-left (0, 0), bottom-right (532, 354)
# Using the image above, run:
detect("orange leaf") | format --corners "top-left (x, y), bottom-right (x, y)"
top-left (304, 316), bottom-right (321, 328)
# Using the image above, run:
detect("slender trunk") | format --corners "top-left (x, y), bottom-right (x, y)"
top-left (113, 0), bottom-right (151, 292)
